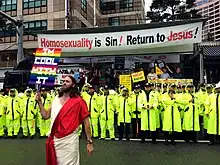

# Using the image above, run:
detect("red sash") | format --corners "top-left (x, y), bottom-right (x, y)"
top-left (46, 96), bottom-right (89, 165)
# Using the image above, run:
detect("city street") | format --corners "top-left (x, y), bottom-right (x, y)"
top-left (1, 138), bottom-right (220, 165)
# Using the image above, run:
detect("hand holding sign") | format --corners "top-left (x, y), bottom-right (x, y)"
top-left (29, 48), bottom-right (62, 86)
top-left (35, 92), bottom-right (42, 103)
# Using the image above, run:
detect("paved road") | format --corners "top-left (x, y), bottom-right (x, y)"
top-left (0, 138), bottom-right (220, 165)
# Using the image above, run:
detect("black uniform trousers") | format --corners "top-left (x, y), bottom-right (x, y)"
top-left (118, 122), bottom-right (130, 140)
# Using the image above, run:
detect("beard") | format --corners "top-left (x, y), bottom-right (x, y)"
top-left (61, 85), bottom-right (72, 93)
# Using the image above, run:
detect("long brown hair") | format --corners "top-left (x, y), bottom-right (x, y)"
top-left (58, 75), bottom-right (80, 98)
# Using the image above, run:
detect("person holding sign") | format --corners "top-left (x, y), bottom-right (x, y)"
top-left (37, 88), bottom-right (52, 137)
top-left (35, 75), bottom-right (93, 165)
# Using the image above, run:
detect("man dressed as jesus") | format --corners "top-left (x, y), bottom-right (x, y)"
top-left (35, 75), bottom-right (94, 165)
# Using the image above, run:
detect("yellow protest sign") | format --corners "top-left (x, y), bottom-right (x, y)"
top-left (131, 71), bottom-right (145, 83)
top-left (155, 65), bottom-right (163, 75)
top-left (119, 75), bottom-right (132, 91)
top-left (148, 79), bottom-right (193, 85)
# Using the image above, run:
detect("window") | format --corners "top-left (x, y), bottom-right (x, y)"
top-left (120, 0), bottom-right (133, 11)
top-left (81, 0), bottom-right (87, 18)
top-left (101, 2), bottom-right (116, 11)
top-left (108, 17), bottom-right (120, 26)
top-left (23, 0), bottom-right (47, 15)
top-left (23, 20), bottom-right (47, 41)
top-left (0, 0), bottom-right (17, 16)
top-left (0, 26), bottom-right (16, 43)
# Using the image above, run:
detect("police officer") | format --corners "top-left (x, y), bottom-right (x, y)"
top-left (84, 86), bottom-right (100, 138)
top-left (117, 88), bottom-right (132, 140)
top-left (0, 89), bottom-right (5, 137)
top-left (140, 83), bottom-right (158, 143)
top-left (130, 85), bottom-right (142, 138)
top-left (99, 85), bottom-right (116, 140)
top-left (205, 82), bottom-right (220, 145)
top-left (5, 89), bottom-right (21, 138)
top-left (182, 85), bottom-right (200, 143)
top-left (21, 89), bottom-right (37, 139)
top-left (37, 88), bottom-right (52, 137)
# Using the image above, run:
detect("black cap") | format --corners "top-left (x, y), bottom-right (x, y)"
top-left (145, 83), bottom-right (151, 87)
top-left (177, 84), bottom-right (181, 88)
top-left (104, 85), bottom-right (109, 90)
top-left (122, 88), bottom-right (128, 92)
top-left (163, 83), bottom-right (168, 88)
top-left (150, 83), bottom-right (154, 87)
top-left (26, 89), bottom-right (32, 93)
top-left (120, 85), bottom-right (124, 89)
top-left (41, 88), bottom-right (46, 91)
top-left (170, 84), bottom-right (176, 88)
top-left (207, 84), bottom-right (213, 88)
top-left (134, 85), bottom-right (140, 89)
top-left (156, 83), bottom-right (161, 87)
top-left (200, 83), bottom-right (206, 88)
top-left (10, 88), bottom-right (15, 92)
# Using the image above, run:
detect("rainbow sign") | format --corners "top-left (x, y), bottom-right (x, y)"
top-left (28, 48), bottom-right (62, 86)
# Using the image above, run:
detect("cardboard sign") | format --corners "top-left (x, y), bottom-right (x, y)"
top-left (155, 65), bottom-right (163, 75)
top-left (29, 48), bottom-right (62, 86)
top-left (131, 71), bottom-right (145, 83)
top-left (119, 75), bottom-right (132, 91)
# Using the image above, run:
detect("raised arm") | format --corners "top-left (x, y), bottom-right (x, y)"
top-left (35, 92), bottom-right (51, 120)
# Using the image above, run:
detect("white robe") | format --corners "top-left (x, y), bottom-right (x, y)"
top-left (49, 97), bottom-right (80, 165)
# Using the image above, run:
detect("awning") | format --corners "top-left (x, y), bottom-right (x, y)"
top-left (201, 45), bottom-right (220, 60)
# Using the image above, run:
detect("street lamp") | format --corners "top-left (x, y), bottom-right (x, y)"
top-left (0, 11), bottom-right (24, 64)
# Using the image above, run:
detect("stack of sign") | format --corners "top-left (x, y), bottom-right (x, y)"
top-left (29, 48), bottom-right (62, 86)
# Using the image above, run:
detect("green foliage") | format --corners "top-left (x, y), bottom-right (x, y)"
top-left (147, 0), bottom-right (202, 22)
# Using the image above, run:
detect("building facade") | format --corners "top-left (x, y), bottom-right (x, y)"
top-left (0, 0), bottom-right (145, 67)
top-left (195, 0), bottom-right (220, 41)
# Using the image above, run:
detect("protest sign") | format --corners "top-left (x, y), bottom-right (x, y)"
top-left (148, 79), bottom-right (193, 85)
top-left (29, 48), bottom-right (62, 86)
top-left (119, 75), bottom-right (132, 91)
top-left (131, 71), bottom-right (145, 83)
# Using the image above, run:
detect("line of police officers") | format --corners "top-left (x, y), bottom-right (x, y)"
top-left (0, 88), bottom-right (53, 139)
top-left (81, 82), bottom-right (220, 145)
top-left (0, 82), bottom-right (220, 145)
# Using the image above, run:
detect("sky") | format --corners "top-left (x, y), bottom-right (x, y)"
top-left (145, 0), bottom-right (152, 12)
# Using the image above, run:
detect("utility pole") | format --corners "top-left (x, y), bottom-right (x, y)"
top-left (0, 11), bottom-right (24, 64)
top-left (16, 15), bottom-right (24, 64)
top-left (93, 0), bottom-right (96, 27)
top-left (199, 47), bottom-right (204, 84)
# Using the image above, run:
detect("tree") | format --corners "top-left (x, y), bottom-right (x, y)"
top-left (147, 0), bottom-right (202, 22)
